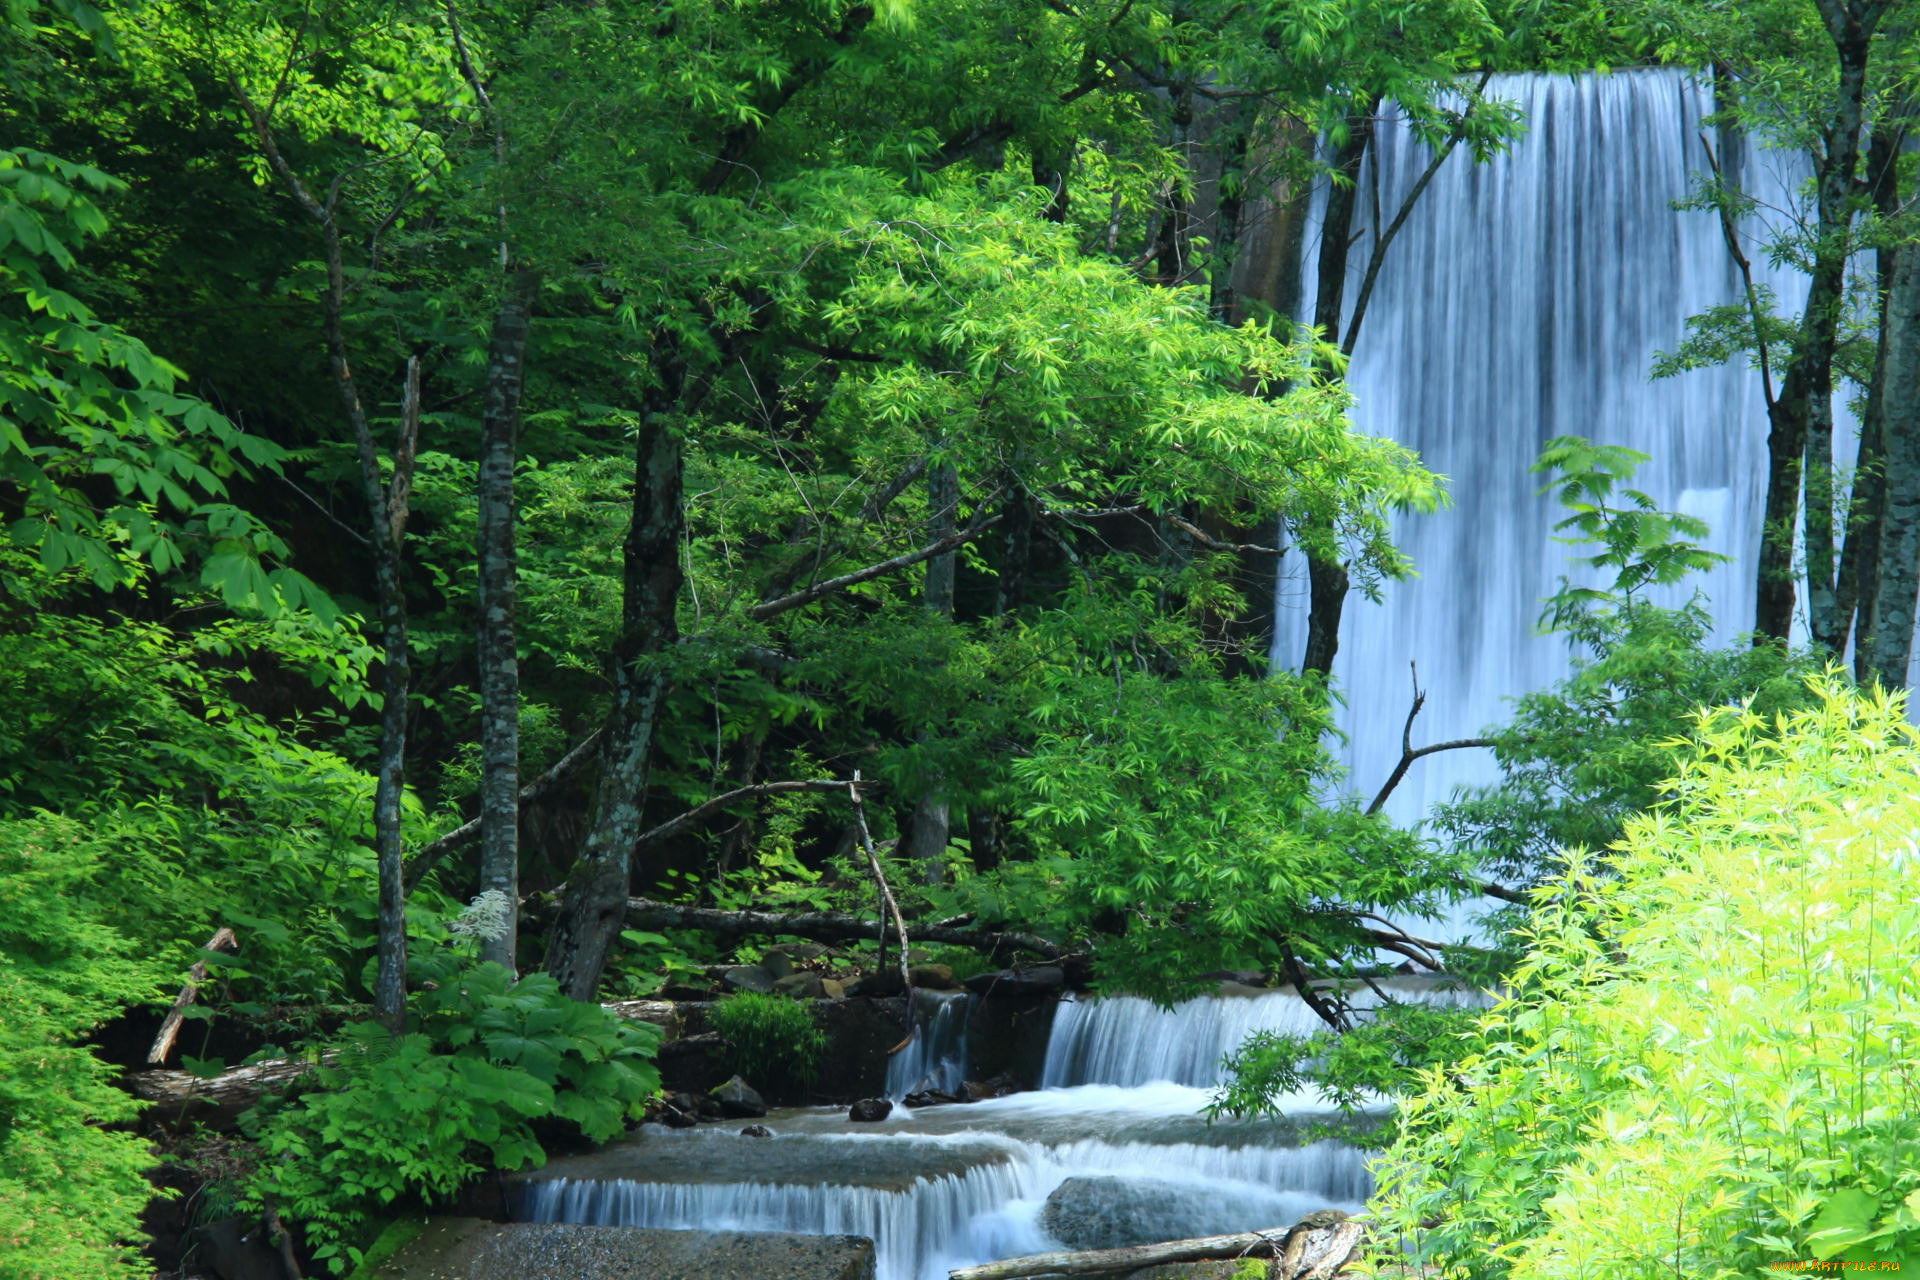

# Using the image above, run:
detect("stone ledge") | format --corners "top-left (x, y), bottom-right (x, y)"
top-left (362, 1219), bottom-right (875, 1280)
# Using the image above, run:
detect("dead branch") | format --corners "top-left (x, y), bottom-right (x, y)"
top-left (948, 1216), bottom-right (1365, 1280)
top-left (849, 769), bottom-right (913, 1012)
top-left (621, 899), bottom-right (1066, 961)
top-left (749, 494), bottom-right (1007, 620)
top-left (402, 728), bottom-right (603, 891)
top-left (148, 927), bottom-right (239, 1065)
top-left (634, 779), bottom-right (856, 849)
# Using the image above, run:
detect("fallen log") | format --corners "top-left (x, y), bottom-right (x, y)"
top-left (128, 1054), bottom-right (329, 1123)
top-left (624, 898), bottom-right (1067, 961)
top-left (947, 1216), bottom-right (1365, 1280)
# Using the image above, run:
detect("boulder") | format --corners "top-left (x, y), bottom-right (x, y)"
top-left (963, 966), bottom-right (1065, 998)
top-left (1041, 1175), bottom-right (1287, 1252)
top-left (722, 965), bottom-right (778, 993)
top-left (362, 1219), bottom-right (876, 1280)
top-left (819, 977), bottom-right (847, 1000)
top-left (901, 1089), bottom-right (961, 1108)
top-left (773, 971), bottom-right (825, 999)
top-left (738, 1124), bottom-right (773, 1138)
top-left (845, 969), bottom-right (905, 998)
top-left (711, 1075), bottom-right (768, 1118)
top-left (760, 950), bottom-right (797, 978)
top-left (907, 963), bottom-right (959, 990)
top-left (960, 1072), bottom-right (1023, 1101)
top-left (848, 1097), bottom-right (893, 1122)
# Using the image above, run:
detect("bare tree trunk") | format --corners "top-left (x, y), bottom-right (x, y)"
top-left (1298, 109), bottom-right (1374, 681)
top-left (234, 88), bottom-right (419, 1033)
top-left (476, 273), bottom-right (535, 969)
top-left (1868, 241), bottom-right (1920, 688)
top-left (547, 352), bottom-right (687, 1001)
top-left (1758, 3), bottom-right (1886, 646)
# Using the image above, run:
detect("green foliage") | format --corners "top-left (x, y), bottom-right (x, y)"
top-left (1206, 1001), bottom-right (1481, 1146)
top-left (246, 957), bottom-right (660, 1273)
top-left (1372, 679), bottom-right (1920, 1280)
top-left (708, 990), bottom-right (827, 1091)
top-left (1531, 435), bottom-right (1727, 628)
top-left (0, 814), bottom-right (164, 1280)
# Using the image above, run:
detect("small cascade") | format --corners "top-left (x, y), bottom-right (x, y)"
top-left (1042, 980), bottom-right (1485, 1089)
top-left (520, 1129), bottom-right (1370, 1280)
top-left (886, 991), bottom-right (973, 1099)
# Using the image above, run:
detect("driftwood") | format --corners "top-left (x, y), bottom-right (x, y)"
top-left (148, 927), bottom-right (239, 1065)
top-left (624, 898), bottom-right (1065, 961)
top-left (848, 769), bottom-right (913, 1009)
top-left (948, 1216), bottom-right (1366, 1280)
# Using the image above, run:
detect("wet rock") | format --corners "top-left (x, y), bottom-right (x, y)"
top-left (901, 1089), bottom-right (961, 1108)
top-left (712, 1075), bottom-right (768, 1118)
top-left (650, 1097), bottom-right (699, 1128)
top-left (363, 1219), bottom-right (876, 1280)
top-left (963, 965), bottom-right (1064, 997)
top-left (1042, 1175), bottom-right (1302, 1251)
top-left (723, 964), bottom-right (778, 993)
top-left (908, 963), bottom-right (959, 990)
top-left (848, 1097), bottom-right (893, 1122)
top-left (773, 971), bottom-right (824, 999)
top-left (738, 1124), bottom-right (773, 1138)
top-left (188, 1217), bottom-right (285, 1280)
top-left (846, 969), bottom-right (905, 998)
top-left (960, 1072), bottom-right (1024, 1101)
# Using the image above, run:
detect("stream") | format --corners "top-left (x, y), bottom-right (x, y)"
top-left (519, 978), bottom-right (1476, 1280)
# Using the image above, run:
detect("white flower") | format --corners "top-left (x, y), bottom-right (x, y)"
top-left (450, 889), bottom-right (514, 944)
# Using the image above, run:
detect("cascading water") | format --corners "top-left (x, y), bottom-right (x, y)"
top-left (886, 992), bottom-right (973, 1098)
top-left (1281, 69), bottom-right (1815, 823)
top-left (520, 68), bottom-right (1758, 1280)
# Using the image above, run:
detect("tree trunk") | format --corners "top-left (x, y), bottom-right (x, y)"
top-left (621, 897), bottom-right (1066, 960)
top-left (1868, 241), bottom-right (1920, 688)
top-left (476, 272), bottom-right (535, 970)
top-left (547, 353), bottom-right (687, 1001)
top-left (1758, 6), bottom-right (1884, 645)
top-left (1298, 109), bottom-right (1374, 680)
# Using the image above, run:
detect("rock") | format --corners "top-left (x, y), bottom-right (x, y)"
top-left (901, 1089), bottom-right (961, 1108)
top-left (960, 1071), bottom-right (1023, 1101)
top-left (847, 1097), bottom-right (893, 1122)
top-left (846, 969), bottom-right (905, 997)
top-left (1042, 1175), bottom-right (1305, 1252)
top-left (189, 1217), bottom-right (286, 1280)
top-left (711, 1075), bottom-right (768, 1118)
top-left (907, 963), bottom-right (959, 990)
top-left (722, 964), bottom-right (777, 993)
top-left (649, 1096), bottom-right (698, 1128)
top-left (761, 950), bottom-right (796, 979)
top-left (773, 971), bottom-right (825, 999)
top-left (363, 1219), bottom-right (876, 1280)
top-left (819, 977), bottom-right (847, 1000)
top-left (1197, 968), bottom-right (1267, 988)
top-left (738, 1124), bottom-right (773, 1138)
top-left (661, 981), bottom-right (719, 1001)
top-left (963, 965), bottom-right (1065, 997)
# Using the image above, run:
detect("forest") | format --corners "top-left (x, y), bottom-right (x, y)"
top-left (3, 0), bottom-right (1918, 1277)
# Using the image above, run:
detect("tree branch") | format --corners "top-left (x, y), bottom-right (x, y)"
top-left (620, 898), bottom-right (1067, 961)
top-left (402, 729), bottom-right (603, 891)
top-left (748, 491), bottom-right (1006, 620)
top-left (633, 779), bottom-right (854, 850)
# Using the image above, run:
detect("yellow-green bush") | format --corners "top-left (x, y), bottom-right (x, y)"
top-left (1371, 677), bottom-right (1920, 1280)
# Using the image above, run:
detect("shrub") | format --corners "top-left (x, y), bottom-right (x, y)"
top-left (0, 816), bottom-right (165, 1280)
top-left (246, 960), bottom-right (660, 1273)
top-left (1370, 678), bottom-right (1920, 1280)
top-left (708, 989), bottom-right (826, 1091)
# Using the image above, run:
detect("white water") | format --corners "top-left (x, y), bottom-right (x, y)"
top-left (523, 67), bottom-right (1781, 1280)
top-left (886, 992), bottom-right (972, 1098)
top-left (1281, 69), bottom-right (1819, 824)
top-left (520, 990), bottom-right (1394, 1280)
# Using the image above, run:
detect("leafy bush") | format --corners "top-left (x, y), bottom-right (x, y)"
top-left (246, 959), bottom-right (660, 1273)
top-left (0, 815), bottom-right (165, 1280)
top-left (708, 990), bottom-right (826, 1091)
top-left (1371, 679), bottom-right (1920, 1280)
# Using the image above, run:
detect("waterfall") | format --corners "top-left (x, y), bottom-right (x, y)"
top-left (886, 991), bottom-right (973, 1098)
top-left (1283, 69), bottom-right (1815, 823)
top-left (1040, 981), bottom-right (1485, 1089)
top-left (519, 1136), bottom-right (1369, 1280)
